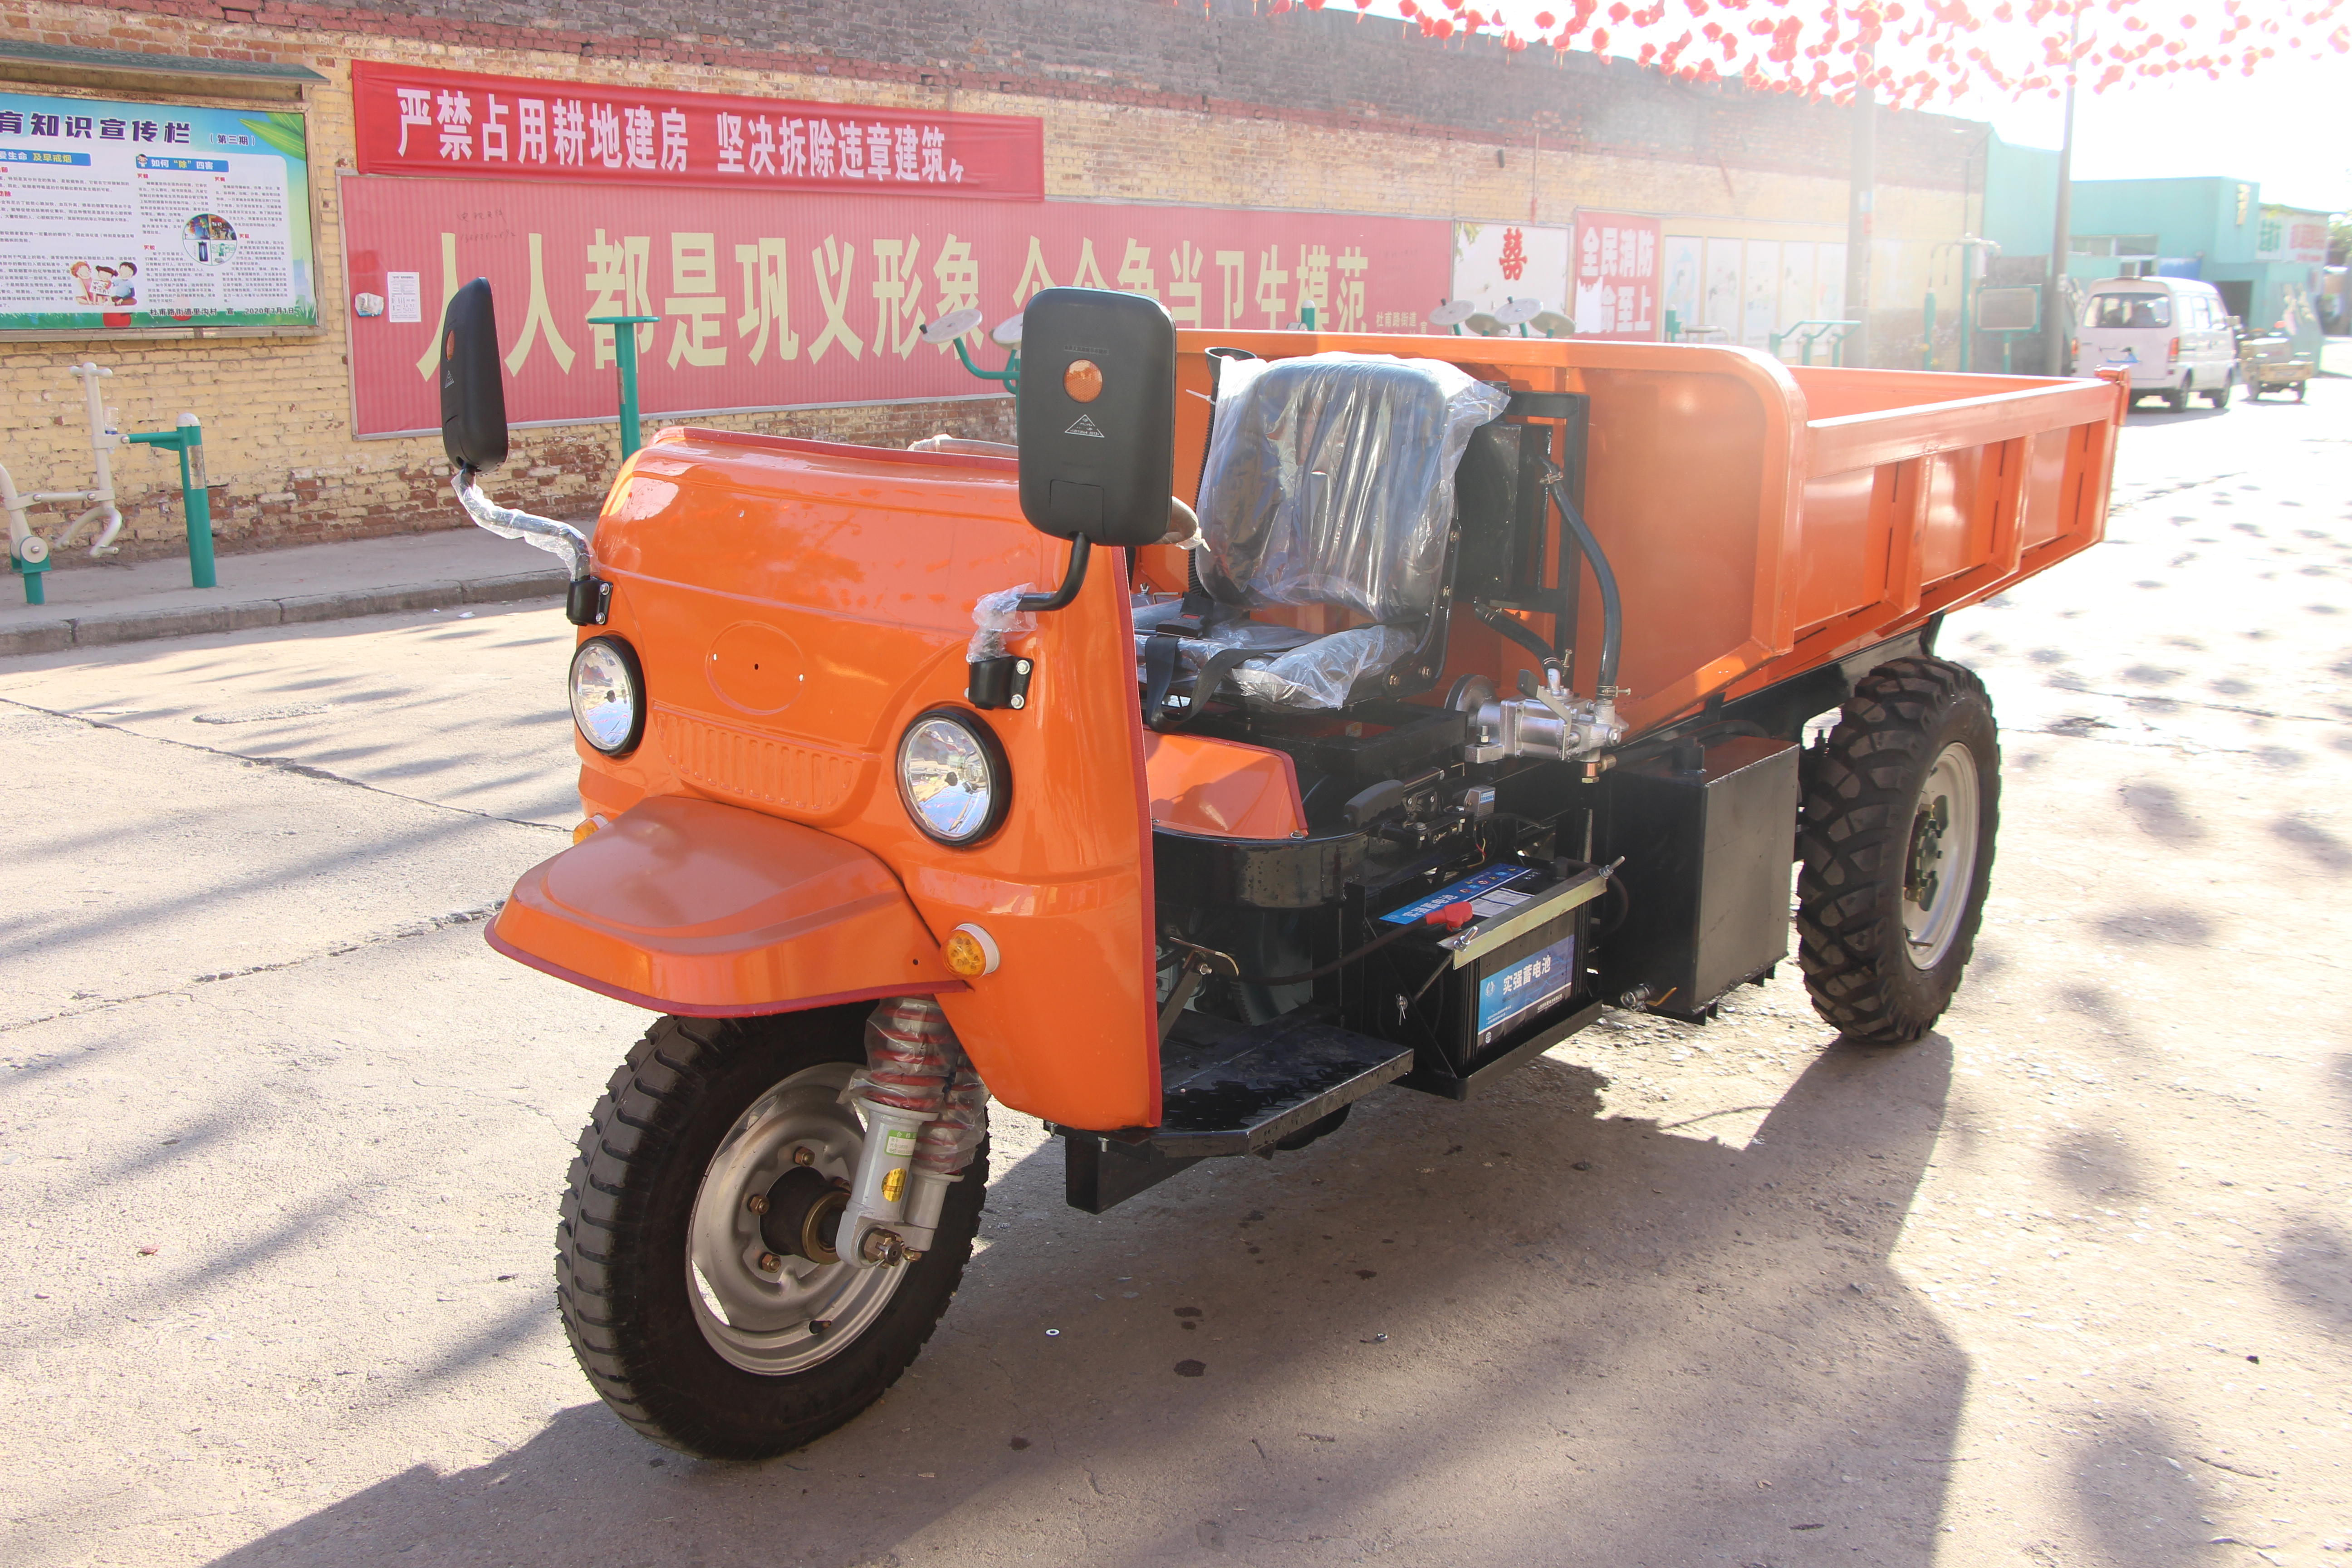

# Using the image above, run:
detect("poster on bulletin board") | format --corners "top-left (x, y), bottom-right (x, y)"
top-left (0, 90), bottom-right (317, 333)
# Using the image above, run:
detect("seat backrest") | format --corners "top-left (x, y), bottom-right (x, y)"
top-left (1195, 355), bottom-right (1504, 625)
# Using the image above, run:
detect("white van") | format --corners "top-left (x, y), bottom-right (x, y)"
top-left (2073, 277), bottom-right (2238, 411)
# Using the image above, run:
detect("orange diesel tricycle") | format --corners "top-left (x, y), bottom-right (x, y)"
top-left (436, 281), bottom-right (2124, 1458)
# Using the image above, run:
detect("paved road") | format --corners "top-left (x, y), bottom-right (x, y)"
top-left (3, 385), bottom-right (2348, 1568)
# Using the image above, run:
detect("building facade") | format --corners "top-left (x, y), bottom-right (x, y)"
top-left (1986, 138), bottom-right (2337, 358)
top-left (4, 0), bottom-right (1990, 568)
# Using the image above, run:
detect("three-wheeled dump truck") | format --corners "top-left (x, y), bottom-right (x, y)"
top-left (433, 281), bottom-right (2124, 1458)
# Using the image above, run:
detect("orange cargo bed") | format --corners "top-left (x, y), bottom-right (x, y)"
top-left (1158, 333), bottom-right (2125, 739)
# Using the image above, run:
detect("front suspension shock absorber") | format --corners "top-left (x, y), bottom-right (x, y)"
top-left (838, 997), bottom-right (990, 1265)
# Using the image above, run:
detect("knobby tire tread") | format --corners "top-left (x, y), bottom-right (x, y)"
top-left (553, 1009), bottom-right (987, 1460)
top-left (1795, 657), bottom-right (2000, 1045)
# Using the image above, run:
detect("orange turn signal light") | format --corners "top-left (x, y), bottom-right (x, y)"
top-left (943, 923), bottom-right (1000, 978)
top-left (1063, 358), bottom-right (1103, 403)
top-left (571, 813), bottom-right (609, 844)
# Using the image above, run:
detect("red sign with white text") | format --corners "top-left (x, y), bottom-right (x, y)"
top-left (339, 175), bottom-right (1451, 437)
top-left (1572, 209), bottom-right (1663, 342)
top-left (349, 61), bottom-right (1043, 200)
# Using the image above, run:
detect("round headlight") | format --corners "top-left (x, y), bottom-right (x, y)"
top-left (569, 637), bottom-right (645, 756)
top-left (896, 708), bottom-right (1009, 846)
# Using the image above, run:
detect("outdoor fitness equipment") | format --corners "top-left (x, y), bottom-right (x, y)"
top-left (930, 308), bottom-right (1022, 395)
top-left (5, 362), bottom-right (215, 605)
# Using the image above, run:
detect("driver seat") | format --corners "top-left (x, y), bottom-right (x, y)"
top-left (1140, 354), bottom-right (1504, 723)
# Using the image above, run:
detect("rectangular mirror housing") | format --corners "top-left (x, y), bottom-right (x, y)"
top-left (1016, 287), bottom-right (1174, 548)
top-left (439, 277), bottom-right (509, 473)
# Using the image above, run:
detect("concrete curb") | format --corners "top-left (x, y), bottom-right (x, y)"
top-left (0, 569), bottom-right (567, 658)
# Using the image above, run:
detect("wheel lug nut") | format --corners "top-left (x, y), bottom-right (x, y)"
top-left (745, 1193), bottom-right (769, 1215)
top-left (792, 1147), bottom-right (814, 1166)
top-left (758, 1252), bottom-right (783, 1272)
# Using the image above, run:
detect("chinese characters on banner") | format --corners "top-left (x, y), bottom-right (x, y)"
top-left (1571, 210), bottom-right (1662, 343)
top-left (339, 176), bottom-right (1452, 438)
top-left (350, 62), bottom-right (1043, 200)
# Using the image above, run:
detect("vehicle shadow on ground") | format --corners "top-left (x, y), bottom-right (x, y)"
top-left (207, 1034), bottom-right (1977, 1568)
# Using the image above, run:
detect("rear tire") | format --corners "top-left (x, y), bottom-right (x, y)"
top-left (1796, 658), bottom-right (2000, 1045)
top-left (556, 1009), bottom-right (988, 1460)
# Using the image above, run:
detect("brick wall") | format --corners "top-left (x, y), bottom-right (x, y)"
top-left (4, 0), bottom-right (1977, 568)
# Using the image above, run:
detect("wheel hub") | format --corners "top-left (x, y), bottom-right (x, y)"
top-left (1905, 794), bottom-right (1950, 908)
top-left (759, 1166), bottom-right (847, 1265)
top-left (1900, 741), bottom-right (1981, 972)
top-left (683, 1062), bottom-right (909, 1376)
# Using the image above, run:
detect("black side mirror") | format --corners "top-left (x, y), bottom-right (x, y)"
top-left (1015, 287), bottom-right (1174, 548)
top-left (439, 277), bottom-right (509, 473)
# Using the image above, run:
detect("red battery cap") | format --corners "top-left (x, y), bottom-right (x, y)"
top-left (1426, 902), bottom-right (1476, 931)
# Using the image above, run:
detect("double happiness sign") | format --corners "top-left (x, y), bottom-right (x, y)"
top-left (349, 62), bottom-right (1044, 200)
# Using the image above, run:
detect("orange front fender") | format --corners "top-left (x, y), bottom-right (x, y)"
top-left (488, 795), bottom-right (963, 1016)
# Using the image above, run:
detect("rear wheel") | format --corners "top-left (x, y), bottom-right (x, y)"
top-left (556, 1009), bottom-right (987, 1459)
top-left (1796, 658), bottom-right (2000, 1045)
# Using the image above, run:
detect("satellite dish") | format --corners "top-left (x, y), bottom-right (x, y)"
top-left (919, 307), bottom-right (984, 345)
top-left (990, 313), bottom-right (1024, 347)
top-left (1493, 297), bottom-right (1543, 326)
top-left (1427, 299), bottom-right (1477, 328)
top-left (1531, 311), bottom-right (1576, 338)
top-left (1463, 313), bottom-right (1502, 338)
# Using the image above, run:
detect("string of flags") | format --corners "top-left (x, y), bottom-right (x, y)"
top-left (1222, 0), bottom-right (2348, 111)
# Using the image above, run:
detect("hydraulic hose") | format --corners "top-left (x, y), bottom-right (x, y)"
top-left (1472, 601), bottom-right (1564, 682)
top-left (1548, 479), bottom-right (1622, 695)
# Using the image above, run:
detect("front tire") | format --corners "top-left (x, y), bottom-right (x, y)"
top-left (556, 1009), bottom-right (988, 1460)
top-left (2164, 380), bottom-right (2192, 412)
top-left (2205, 380), bottom-right (2232, 409)
top-left (1796, 658), bottom-right (2000, 1045)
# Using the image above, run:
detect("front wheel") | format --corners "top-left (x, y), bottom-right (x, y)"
top-left (2164, 381), bottom-right (2193, 412)
top-left (556, 1009), bottom-right (988, 1459)
top-left (1796, 657), bottom-right (2000, 1045)
top-left (2205, 380), bottom-right (2232, 409)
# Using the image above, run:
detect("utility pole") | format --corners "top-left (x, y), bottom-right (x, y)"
top-left (1845, 74), bottom-right (1876, 368)
top-left (2043, 0), bottom-right (2081, 375)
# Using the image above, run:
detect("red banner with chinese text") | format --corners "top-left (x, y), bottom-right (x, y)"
top-left (339, 175), bottom-right (1452, 438)
top-left (1572, 210), bottom-right (1663, 343)
top-left (349, 61), bottom-right (1043, 201)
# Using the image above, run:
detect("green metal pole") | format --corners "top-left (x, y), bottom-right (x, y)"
top-left (177, 416), bottom-right (212, 588)
top-left (588, 314), bottom-right (660, 461)
top-left (126, 413), bottom-right (213, 588)
top-left (951, 335), bottom-right (1019, 396)
top-left (1922, 293), bottom-right (1937, 370)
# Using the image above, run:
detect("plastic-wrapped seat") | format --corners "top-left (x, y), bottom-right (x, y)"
top-left (1140, 353), bottom-right (1507, 717)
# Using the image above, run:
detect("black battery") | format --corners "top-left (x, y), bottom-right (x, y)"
top-left (1363, 859), bottom-right (1605, 1080)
